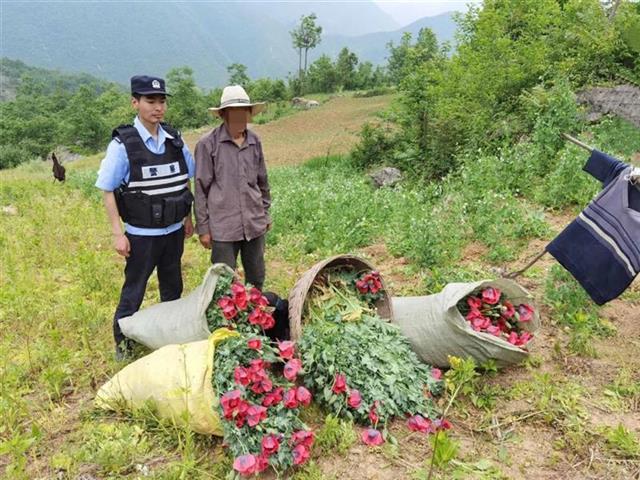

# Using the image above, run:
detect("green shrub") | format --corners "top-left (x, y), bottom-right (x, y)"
top-left (350, 122), bottom-right (397, 170)
top-left (0, 144), bottom-right (34, 169)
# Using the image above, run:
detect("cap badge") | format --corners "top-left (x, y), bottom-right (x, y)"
top-left (152, 80), bottom-right (161, 89)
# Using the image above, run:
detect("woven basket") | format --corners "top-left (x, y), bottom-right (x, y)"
top-left (288, 254), bottom-right (394, 341)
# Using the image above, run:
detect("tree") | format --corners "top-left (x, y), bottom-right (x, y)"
top-left (306, 55), bottom-right (338, 93)
top-left (290, 13), bottom-right (323, 93)
top-left (411, 28), bottom-right (439, 65)
top-left (227, 63), bottom-right (250, 87)
top-left (165, 66), bottom-right (208, 129)
top-left (335, 47), bottom-right (359, 90)
top-left (386, 32), bottom-right (413, 84)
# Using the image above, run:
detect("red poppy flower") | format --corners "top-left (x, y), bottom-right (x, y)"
top-left (278, 341), bottom-right (295, 360)
top-left (292, 444), bottom-right (310, 465)
top-left (434, 418), bottom-right (452, 431)
top-left (233, 454), bottom-right (256, 476)
top-left (248, 308), bottom-right (264, 325)
top-left (431, 368), bottom-right (442, 380)
top-left (251, 378), bottom-right (273, 395)
top-left (467, 296), bottom-right (483, 310)
top-left (249, 287), bottom-right (269, 307)
top-left (517, 303), bottom-right (534, 322)
top-left (231, 283), bottom-right (248, 310)
top-left (283, 388), bottom-right (299, 409)
top-left (261, 311), bottom-right (275, 330)
top-left (296, 386), bottom-right (312, 406)
top-left (502, 300), bottom-right (515, 319)
top-left (234, 366), bottom-right (250, 386)
top-left (332, 373), bottom-right (347, 394)
top-left (355, 279), bottom-right (369, 294)
top-left (347, 389), bottom-right (362, 408)
top-left (284, 359), bottom-right (302, 381)
top-left (249, 358), bottom-right (266, 370)
top-left (472, 316), bottom-right (492, 331)
top-left (407, 414), bottom-right (432, 433)
top-left (370, 274), bottom-right (383, 294)
top-left (235, 412), bottom-right (247, 428)
top-left (247, 338), bottom-right (262, 350)
top-left (481, 287), bottom-right (501, 305)
top-left (246, 405), bottom-right (267, 427)
top-left (217, 297), bottom-right (237, 320)
top-left (291, 430), bottom-right (315, 448)
top-left (517, 331), bottom-right (533, 346)
top-left (220, 390), bottom-right (242, 418)
top-left (248, 366), bottom-right (268, 384)
top-left (255, 454), bottom-right (270, 473)
top-left (261, 434), bottom-right (281, 456)
top-left (262, 387), bottom-right (284, 407)
top-left (466, 309), bottom-right (485, 322)
top-left (486, 325), bottom-right (501, 336)
top-left (361, 428), bottom-right (384, 446)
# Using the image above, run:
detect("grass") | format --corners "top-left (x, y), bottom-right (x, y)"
top-left (1, 102), bottom-right (639, 478)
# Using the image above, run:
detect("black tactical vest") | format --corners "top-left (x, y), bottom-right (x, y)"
top-left (113, 124), bottom-right (193, 228)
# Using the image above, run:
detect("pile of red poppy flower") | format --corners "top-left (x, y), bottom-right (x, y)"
top-left (210, 279), bottom-right (315, 476)
top-left (458, 286), bottom-right (535, 347)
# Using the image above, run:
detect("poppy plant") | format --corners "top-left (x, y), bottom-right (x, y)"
top-left (291, 430), bottom-right (315, 448)
top-left (284, 358), bottom-right (302, 381)
top-left (278, 340), bottom-right (295, 359)
top-left (332, 373), bottom-right (347, 394)
top-left (458, 286), bottom-right (535, 348)
top-left (231, 283), bottom-right (248, 310)
top-left (234, 366), bottom-right (250, 386)
top-left (217, 297), bottom-right (237, 320)
top-left (246, 405), bottom-right (268, 427)
top-left (233, 454), bottom-right (257, 475)
top-left (407, 414), bottom-right (432, 433)
top-left (518, 304), bottom-right (534, 322)
top-left (283, 388), bottom-right (299, 409)
top-left (249, 287), bottom-right (269, 307)
top-left (210, 277), bottom-right (315, 474)
top-left (482, 287), bottom-right (501, 305)
top-left (262, 387), bottom-right (284, 407)
top-left (347, 389), bottom-right (362, 408)
top-left (361, 428), bottom-right (384, 446)
top-left (296, 386), bottom-right (312, 406)
top-left (292, 444), bottom-right (310, 465)
top-left (261, 434), bottom-right (281, 456)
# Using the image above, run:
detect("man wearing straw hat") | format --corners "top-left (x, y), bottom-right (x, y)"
top-left (194, 85), bottom-right (271, 289)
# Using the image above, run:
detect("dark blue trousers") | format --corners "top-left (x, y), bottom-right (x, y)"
top-left (113, 227), bottom-right (184, 346)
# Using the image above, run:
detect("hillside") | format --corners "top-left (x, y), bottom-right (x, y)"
top-left (0, 58), bottom-right (120, 101)
top-left (1, 1), bottom-right (455, 87)
top-left (1, 96), bottom-right (639, 479)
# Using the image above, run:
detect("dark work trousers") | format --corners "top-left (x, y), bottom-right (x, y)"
top-left (211, 235), bottom-right (265, 290)
top-left (113, 227), bottom-right (185, 346)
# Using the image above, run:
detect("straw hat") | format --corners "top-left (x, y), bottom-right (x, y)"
top-left (208, 85), bottom-right (266, 116)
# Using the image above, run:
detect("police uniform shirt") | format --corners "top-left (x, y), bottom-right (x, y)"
top-left (96, 116), bottom-right (195, 236)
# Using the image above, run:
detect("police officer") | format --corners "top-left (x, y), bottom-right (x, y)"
top-left (96, 75), bottom-right (195, 360)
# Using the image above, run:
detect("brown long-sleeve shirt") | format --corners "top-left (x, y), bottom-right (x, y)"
top-left (194, 124), bottom-right (271, 241)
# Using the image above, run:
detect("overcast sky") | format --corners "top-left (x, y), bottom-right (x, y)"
top-left (374, 0), bottom-right (481, 26)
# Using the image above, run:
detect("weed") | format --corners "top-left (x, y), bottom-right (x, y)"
top-left (293, 461), bottom-right (337, 480)
top-left (315, 414), bottom-right (357, 456)
top-left (544, 265), bottom-right (615, 356)
top-left (603, 424), bottom-right (640, 459)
